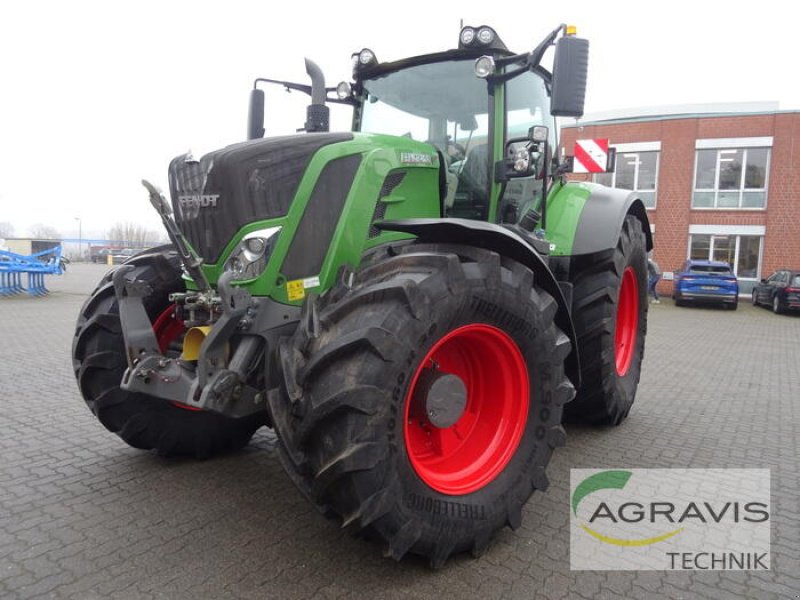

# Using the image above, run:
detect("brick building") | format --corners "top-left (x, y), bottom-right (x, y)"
top-left (560, 103), bottom-right (800, 296)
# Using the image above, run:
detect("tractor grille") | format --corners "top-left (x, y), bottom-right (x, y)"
top-left (168, 133), bottom-right (353, 264)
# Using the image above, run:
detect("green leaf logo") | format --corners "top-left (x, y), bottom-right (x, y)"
top-left (572, 470), bottom-right (632, 515)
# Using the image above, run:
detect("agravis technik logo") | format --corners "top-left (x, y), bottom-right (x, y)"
top-left (570, 469), bottom-right (770, 570)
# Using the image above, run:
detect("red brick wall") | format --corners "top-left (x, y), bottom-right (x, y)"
top-left (560, 112), bottom-right (800, 294)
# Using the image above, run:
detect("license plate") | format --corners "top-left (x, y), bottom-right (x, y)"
top-left (701, 286), bottom-right (719, 290)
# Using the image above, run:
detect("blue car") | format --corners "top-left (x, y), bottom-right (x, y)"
top-left (673, 260), bottom-right (739, 310)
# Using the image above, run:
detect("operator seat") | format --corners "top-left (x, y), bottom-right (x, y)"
top-left (459, 143), bottom-right (489, 198)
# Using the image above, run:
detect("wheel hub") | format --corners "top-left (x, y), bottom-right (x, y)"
top-left (415, 368), bottom-right (467, 429)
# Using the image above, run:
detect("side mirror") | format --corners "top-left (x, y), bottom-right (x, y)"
top-left (247, 89), bottom-right (265, 140)
top-left (550, 36), bottom-right (589, 118)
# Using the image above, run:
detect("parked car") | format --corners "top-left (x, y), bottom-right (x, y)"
top-left (751, 269), bottom-right (800, 314)
top-left (90, 248), bottom-right (114, 264)
top-left (673, 260), bottom-right (739, 309)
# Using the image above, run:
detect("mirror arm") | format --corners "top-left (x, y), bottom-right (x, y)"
top-left (528, 23), bottom-right (565, 69)
top-left (487, 64), bottom-right (529, 84)
top-left (539, 140), bottom-right (549, 231)
top-left (532, 65), bottom-right (553, 90)
top-left (253, 77), bottom-right (313, 96)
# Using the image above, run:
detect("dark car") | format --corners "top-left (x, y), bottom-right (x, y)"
top-left (751, 269), bottom-right (800, 314)
top-left (91, 248), bottom-right (114, 264)
top-left (673, 260), bottom-right (739, 309)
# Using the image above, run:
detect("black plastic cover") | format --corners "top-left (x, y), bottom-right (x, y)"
top-left (168, 133), bottom-right (353, 264)
top-left (550, 36), bottom-right (589, 118)
top-left (247, 89), bottom-right (265, 140)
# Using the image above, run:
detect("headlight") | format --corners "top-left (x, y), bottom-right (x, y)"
top-left (460, 27), bottom-right (475, 45)
top-left (223, 226), bottom-right (281, 282)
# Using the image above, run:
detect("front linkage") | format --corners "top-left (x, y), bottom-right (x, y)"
top-left (114, 182), bottom-right (299, 419)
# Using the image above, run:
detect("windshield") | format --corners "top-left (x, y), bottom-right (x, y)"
top-left (359, 59), bottom-right (552, 221)
top-left (360, 60), bottom-right (488, 149)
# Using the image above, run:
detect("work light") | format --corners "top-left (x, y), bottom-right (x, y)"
top-left (477, 27), bottom-right (495, 45)
top-left (474, 55), bottom-right (496, 78)
top-left (359, 48), bottom-right (377, 66)
top-left (336, 81), bottom-right (352, 100)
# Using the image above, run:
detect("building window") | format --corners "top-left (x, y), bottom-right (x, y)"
top-left (692, 147), bottom-right (770, 209)
top-left (595, 148), bottom-right (659, 209)
top-left (688, 233), bottom-right (763, 288)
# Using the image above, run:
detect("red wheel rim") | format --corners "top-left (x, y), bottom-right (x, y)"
top-left (152, 304), bottom-right (185, 354)
top-left (152, 305), bottom-right (200, 411)
top-left (403, 324), bottom-right (529, 495)
top-left (615, 267), bottom-right (639, 376)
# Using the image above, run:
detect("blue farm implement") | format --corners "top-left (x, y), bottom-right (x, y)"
top-left (0, 247), bottom-right (65, 296)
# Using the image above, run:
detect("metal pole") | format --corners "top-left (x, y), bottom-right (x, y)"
top-left (74, 217), bottom-right (82, 261)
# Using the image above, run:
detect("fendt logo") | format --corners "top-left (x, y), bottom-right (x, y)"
top-left (570, 469), bottom-right (771, 571)
top-left (178, 194), bottom-right (220, 209)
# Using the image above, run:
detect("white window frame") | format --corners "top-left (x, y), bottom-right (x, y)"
top-left (594, 142), bottom-right (661, 209)
top-left (691, 138), bottom-right (772, 210)
top-left (686, 225), bottom-right (765, 280)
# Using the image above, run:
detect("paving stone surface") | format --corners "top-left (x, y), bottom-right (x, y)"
top-left (1, 263), bottom-right (798, 599)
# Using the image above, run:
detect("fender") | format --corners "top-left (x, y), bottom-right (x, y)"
top-left (572, 184), bottom-right (653, 255)
top-left (377, 217), bottom-right (580, 386)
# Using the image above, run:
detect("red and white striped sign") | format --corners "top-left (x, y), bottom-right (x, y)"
top-left (573, 139), bottom-right (610, 173)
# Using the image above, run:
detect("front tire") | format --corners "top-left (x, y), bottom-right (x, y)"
top-left (270, 243), bottom-right (574, 566)
top-left (564, 215), bottom-right (648, 426)
top-left (72, 246), bottom-right (264, 457)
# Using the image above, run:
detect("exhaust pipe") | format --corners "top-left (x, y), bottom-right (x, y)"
top-left (304, 58), bottom-right (329, 132)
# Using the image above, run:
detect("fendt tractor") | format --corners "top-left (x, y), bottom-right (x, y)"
top-left (73, 24), bottom-right (651, 566)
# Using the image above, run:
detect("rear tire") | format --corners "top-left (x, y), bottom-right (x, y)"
top-left (269, 243), bottom-right (574, 566)
top-left (773, 295), bottom-right (783, 314)
top-left (564, 215), bottom-right (648, 426)
top-left (72, 246), bottom-right (264, 457)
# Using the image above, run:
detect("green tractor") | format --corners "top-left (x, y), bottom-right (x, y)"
top-left (73, 24), bottom-right (651, 566)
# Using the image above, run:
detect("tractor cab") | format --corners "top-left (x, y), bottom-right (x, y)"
top-left (353, 47), bottom-right (553, 223)
top-left (248, 24), bottom-right (588, 228)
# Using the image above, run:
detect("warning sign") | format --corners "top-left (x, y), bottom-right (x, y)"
top-left (573, 139), bottom-right (611, 173)
top-left (286, 279), bottom-right (305, 302)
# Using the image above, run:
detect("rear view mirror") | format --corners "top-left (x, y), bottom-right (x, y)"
top-left (550, 36), bottom-right (589, 118)
top-left (247, 89), bottom-right (265, 140)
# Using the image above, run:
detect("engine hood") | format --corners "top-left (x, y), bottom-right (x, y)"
top-left (168, 132), bottom-right (353, 264)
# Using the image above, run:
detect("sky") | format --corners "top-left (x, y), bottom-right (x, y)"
top-left (1, 0), bottom-right (798, 240)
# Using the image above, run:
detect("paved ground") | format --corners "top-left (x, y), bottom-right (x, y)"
top-left (1, 264), bottom-right (798, 599)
